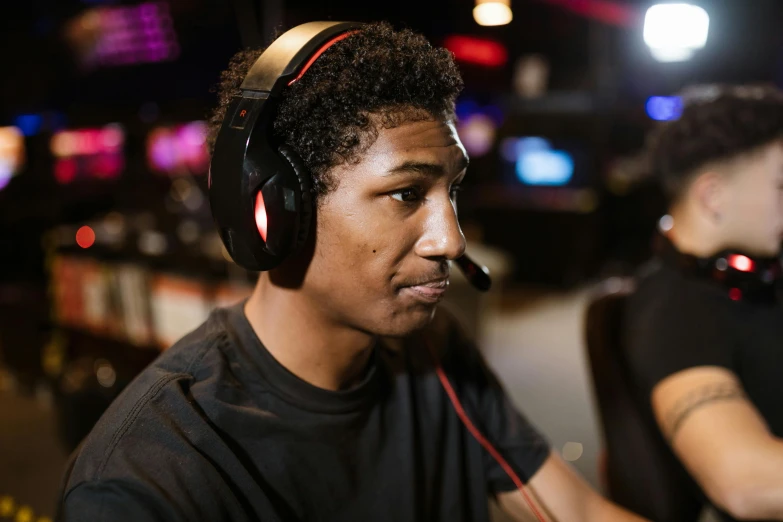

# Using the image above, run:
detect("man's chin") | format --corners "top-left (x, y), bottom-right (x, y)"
top-left (374, 306), bottom-right (438, 338)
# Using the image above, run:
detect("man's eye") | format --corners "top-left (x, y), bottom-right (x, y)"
top-left (390, 187), bottom-right (422, 203)
top-left (450, 184), bottom-right (463, 200)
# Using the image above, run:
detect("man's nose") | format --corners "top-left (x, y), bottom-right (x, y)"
top-left (414, 197), bottom-right (467, 261)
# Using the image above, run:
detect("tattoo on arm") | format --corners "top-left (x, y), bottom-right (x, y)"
top-left (663, 382), bottom-right (746, 442)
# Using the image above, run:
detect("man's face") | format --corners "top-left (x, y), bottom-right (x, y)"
top-left (721, 141), bottom-right (783, 257)
top-left (298, 117), bottom-right (468, 337)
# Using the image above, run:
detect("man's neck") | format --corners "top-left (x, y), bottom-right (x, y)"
top-left (667, 210), bottom-right (726, 258)
top-left (243, 274), bottom-right (376, 392)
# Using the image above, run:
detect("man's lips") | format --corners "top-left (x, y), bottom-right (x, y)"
top-left (400, 278), bottom-right (449, 303)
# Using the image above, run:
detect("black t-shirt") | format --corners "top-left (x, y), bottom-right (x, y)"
top-left (58, 302), bottom-right (550, 522)
top-left (624, 239), bottom-right (783, 520)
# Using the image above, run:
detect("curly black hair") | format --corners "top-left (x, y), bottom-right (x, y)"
top-left (207, 22), bottom-right (463, 199)
top-left (647, 84), bottom-right (783, 202)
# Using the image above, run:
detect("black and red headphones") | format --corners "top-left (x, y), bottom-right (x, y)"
top-left (657, 233), bottom-right (783, 304)
top-left (209, 21), bottom-right (361, 272)
top-left (208, 21), bottom-right (491, 291)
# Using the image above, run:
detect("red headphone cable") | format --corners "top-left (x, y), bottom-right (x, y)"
top-left (425, 338), bottom-right (548, 522)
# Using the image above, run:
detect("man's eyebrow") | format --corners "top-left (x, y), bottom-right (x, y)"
top-left (384, 156), bottom-right (469, 177)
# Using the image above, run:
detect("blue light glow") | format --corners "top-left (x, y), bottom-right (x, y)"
top-left (455, 99), bottom-right (479, 122)
top-left (509, 137), bottom-right (574, 186)
top-left (14, 114), bottom-right (42, 137)
top-left (646, 96), bottom-right (683, 121)
top-left (455, 99), bottom-right (505, 126)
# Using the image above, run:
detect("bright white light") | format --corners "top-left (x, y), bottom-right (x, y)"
top-left (562, 442), bottom-right (584, 462)
top-left (650, 47), bottom-right (694, 62)
top-left (644, 3), bottom-right (709, 62)
top-left (658, 214), bottom-right (674, 232)
top-left (95, 361), bottom-right (116, 388)
top-left (0, 126), bottom-right (24, 184)
top-left (473, 0), bottom-right (513, 26)
top-left (0, 162), bottom-right (12, 191)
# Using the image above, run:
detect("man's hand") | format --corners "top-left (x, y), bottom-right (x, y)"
top-left (495, 452), bottom-right (649, 522)
top-left (651, 366), bottom-right (783, 520)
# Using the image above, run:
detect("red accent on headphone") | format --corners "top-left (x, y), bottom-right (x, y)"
top-left (728, 254), bottom-right (755, 273)
top-left (254, 191), bottom-right (268, 241)
top-left (287, 31), bottom-right (359, 87)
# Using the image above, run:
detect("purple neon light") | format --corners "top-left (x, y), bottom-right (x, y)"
top-left (147, 121), bottom-right (209, 175)
top-left (88, 2), bottom-right (179, 66)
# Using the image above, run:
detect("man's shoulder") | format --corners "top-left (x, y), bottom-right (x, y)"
top-left (623, 259), bottom-right (739, 387)
top-left (627, 258), bottom-right (719, 326)
top-left (64, 312), bottom-right (231, 489)
top-left (631, 258), bottom-right (680, 301)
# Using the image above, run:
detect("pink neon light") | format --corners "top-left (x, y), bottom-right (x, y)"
top-left (147, 122), bottom-right (209, 175)
top-left (88, 2), bottom-right (179, 66)
top-left (52, 127), bottom-right (125, 183)
top-left (538, 0), bottom-right (639, 27)
top-left (255, 191), bottom-right (268, 242)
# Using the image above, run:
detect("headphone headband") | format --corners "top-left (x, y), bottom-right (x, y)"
top-left (240, 22), bottom-right (363, 95)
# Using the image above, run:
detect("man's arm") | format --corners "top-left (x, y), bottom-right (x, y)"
top-left (60, 480), bottom-right (178, 522)
top-left (495, 452), bottom-right (648, 522)
top-left (650, 365), bottom-right (783, 520)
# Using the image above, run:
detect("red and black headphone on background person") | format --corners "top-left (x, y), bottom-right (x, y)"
top-left (208, 21), bottom-right (491, 291)
top-left (655, 232), bottom-right (783, 304)
top-left (674, 249), bottom-right (782, 304)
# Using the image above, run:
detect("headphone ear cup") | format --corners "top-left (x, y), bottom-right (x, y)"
top-left (278, 144), bottom-right (313, 253)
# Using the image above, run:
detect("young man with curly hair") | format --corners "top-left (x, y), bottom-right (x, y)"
top-left (624, 85), bottom-right (783, 521)
top-left (58, 22), bottom-right (645, 522)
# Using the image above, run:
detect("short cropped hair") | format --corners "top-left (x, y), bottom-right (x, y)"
top-left (647, 84), bottom-right (783, 201)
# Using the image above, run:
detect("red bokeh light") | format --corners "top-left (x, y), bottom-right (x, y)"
top-left (76, 226), bottom-right (96, 249)
top-left (443, 35), bottom-right (508, 68)
top-left (54, 158), bottom-right (78, 184)
top-left (728, 254), bottom-right (754, 273)
top-left (541, 0), bottom-right (638, 27)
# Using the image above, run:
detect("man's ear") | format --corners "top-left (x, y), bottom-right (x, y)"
top-left (690, 170), bottom-right (727, 223)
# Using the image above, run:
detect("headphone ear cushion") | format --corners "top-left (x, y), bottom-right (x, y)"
top-left (278, 144), bottom-right (313, 252)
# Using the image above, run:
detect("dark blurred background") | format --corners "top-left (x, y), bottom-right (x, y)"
top-left (0, 0), bottom-right (781, 520)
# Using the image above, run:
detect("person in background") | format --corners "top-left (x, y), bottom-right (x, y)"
top-left (625, 85), bottom-right (783, 521)
top-left (58, 22), bottom-right (646, 522)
